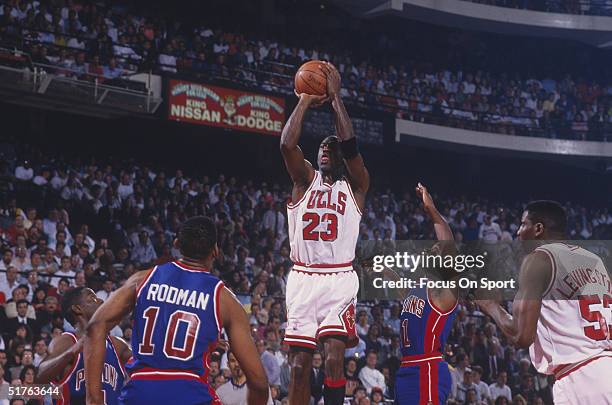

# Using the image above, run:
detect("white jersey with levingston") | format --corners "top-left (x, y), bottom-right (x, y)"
top-left (287, 170), bottom-right (362, 273)
top-left (529, 242), bottom-right (612, 376)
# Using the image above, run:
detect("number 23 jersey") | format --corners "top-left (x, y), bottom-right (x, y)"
top-left (287, 171), bottom-right (362, 272)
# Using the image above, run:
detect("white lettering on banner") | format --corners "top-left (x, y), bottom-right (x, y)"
top-left (250, 110), bottom-right (270, 119)
top-left (234, 115), bottom-right (282, 132)
top-left (170, 104), bottom-right (221, 123)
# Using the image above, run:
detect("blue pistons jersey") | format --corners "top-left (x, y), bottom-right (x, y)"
top-left (395, 286), bottom-right (457, 405)
top-left (54, 332), bottom-right (126, 405)
top-left (121, 261), bottom-right (224, 405)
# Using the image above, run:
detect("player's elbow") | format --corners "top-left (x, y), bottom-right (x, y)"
top-left (279, 140), bottom-right (293, 154)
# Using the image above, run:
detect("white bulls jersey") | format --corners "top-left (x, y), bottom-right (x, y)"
top-left (287, 170), bottom-right (362, 273)
top-left (529, 242), bottom-right (612, 376)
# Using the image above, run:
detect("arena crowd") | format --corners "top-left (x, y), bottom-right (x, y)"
top-left (0, 140), bottom-right (610, 405)
top-left (1, 0), bottom-right (612, 140)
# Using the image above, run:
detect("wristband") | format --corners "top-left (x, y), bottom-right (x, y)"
top-left (340, 137), bottom-right (359, 159)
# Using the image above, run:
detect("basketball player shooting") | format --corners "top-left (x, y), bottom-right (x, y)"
top-left (280, 62), bottom-right (369, 405)
top-left (476, 201), bottom-right (612, 405)
top-left (83, 216), bottom-right (269, 405)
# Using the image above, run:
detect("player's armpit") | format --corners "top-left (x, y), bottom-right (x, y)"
top-left (511, 250), bottom-right (552, 348)
top-left (220, 286), bottom-right (270, 405)
top-left (84, 270), bottom-right (146, 405)
top-left (36, 334), bottom-right (81, 384)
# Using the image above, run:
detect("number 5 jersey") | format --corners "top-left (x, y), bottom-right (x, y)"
top-left (530, 242), bottom-right (612, 377)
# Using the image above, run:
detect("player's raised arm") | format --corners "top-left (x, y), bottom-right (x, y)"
top-left (280, 92), bottom-right (325, 189)
top-left (36, 334), bottom-right (82, 384)
top-left (84, 270), bottom-right (147, 405)
top-left (416, 182), bottom-right (453, 241)
top-left (220, 286), bottom-right (270, 405)
top-left (476, 250), bottom-right (551, 348)
top-left (321, 62), bottom-right (370, 206)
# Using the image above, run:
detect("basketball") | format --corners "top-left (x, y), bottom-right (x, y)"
top-left (294, 60), bottom-right (327, 96)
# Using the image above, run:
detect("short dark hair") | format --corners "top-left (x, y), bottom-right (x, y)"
top-left (19, 364), bottom-right (36, 382)
top-left (177, 216), bottom-right (217, 259)
top-left (525, 200), bottom-right (567, 235)
top-left (62, 287), bottom-right (86, 325)
top-left (16, 299), bottom-right (28, 307)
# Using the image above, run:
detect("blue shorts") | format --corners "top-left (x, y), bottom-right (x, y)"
top-left (119, 378), bottom-right (218, 405)
top-left (395, 361), bottom-right (452, 405)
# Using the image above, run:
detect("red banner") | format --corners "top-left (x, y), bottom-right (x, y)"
top-left (168, 79), bottom-right (286, 136)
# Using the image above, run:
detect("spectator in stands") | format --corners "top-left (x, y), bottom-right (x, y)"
top-left (310, 351), bottom-right (325, 405)
top-left (130, 231), bottom-right (157, 266)
top-left (51, 257), bottom-right (75, 287)
top-left (257, 339), bottom-right (280, 387)
top-left (358, 350), bottom-right (386, 395)
top-left (472, 365), bottom-right (491, 403)
top-left (0, 266), bottom-right (19, 299)
top-left (479, 215), bottom-right (502, 242)
top-left (14, 161), bottom-right (33, 182)
top-left (456, 368), bottom-right (481, 404)
top-left (489, 370), bottom-right (512, 402)
top-left (215, 351), bottom-right (248, 404)
top-left (32, 337), bottom-right (47, 367)
top-left (5, 299), bottom-right (38, 337)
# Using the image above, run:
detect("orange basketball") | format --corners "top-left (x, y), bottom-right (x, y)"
top-left (294, 60), bottom-right (327, 96)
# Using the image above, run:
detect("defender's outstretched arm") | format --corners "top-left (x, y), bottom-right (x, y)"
top-left (476, 251), bottom-right (550, 348)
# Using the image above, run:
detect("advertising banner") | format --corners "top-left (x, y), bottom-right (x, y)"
top-left (168, 79), bottom-right (286, 136)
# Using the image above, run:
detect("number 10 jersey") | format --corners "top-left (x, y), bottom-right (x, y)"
top-left (126, 261), bottom-right (223, 400)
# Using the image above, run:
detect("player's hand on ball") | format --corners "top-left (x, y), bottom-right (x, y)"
top-left (319, 62), bottom-right (341, 98)
top-left (295, 90), bottom-right (329, 108)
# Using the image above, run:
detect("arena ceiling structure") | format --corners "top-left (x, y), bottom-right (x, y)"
top-left (332, 0), bottom-right (612, 48)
